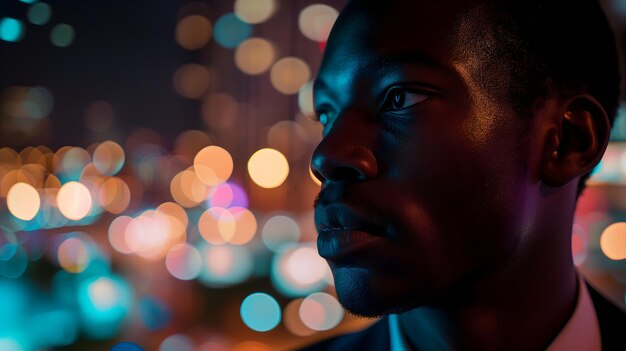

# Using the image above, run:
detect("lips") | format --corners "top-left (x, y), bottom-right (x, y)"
top-left (315, 203), bottom-right (389, 260)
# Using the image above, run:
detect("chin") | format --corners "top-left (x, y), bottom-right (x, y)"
top-left (331, 265), bottom-right (430, 318)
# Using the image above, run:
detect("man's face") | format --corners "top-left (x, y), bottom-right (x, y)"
top-left (311, 0), bottom-right (538, 317)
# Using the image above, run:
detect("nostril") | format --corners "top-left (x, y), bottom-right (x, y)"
top-left (331, 167), bottom-right (365, 183)
top-left (311, 138), bottom-right (378, 183)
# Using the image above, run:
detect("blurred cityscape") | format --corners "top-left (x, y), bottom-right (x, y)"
top-left (0, 0), bottom-right (625, 350)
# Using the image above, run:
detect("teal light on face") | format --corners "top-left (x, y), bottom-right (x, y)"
top-left (240, 292), bottom-right (281, 332)
top-left (213, 13), bottom-right (252, 49)
top-left (19, 0), bottom-right (38, 3)
top-left (50, 24), bottom-right (74, 47)
top-left (0, 18), bottom-right (25, 43)
top-left (27, 3), bottom-right (52, 26)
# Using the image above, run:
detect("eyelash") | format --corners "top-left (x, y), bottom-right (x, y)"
top-left (312, 87), bottom-right (432, 125)
top-left (381, 87), bottom-right (430, 112)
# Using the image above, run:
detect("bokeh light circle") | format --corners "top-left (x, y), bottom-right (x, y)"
top-left (267, 120), bottom-right (308, 161)
top-left (600, 222), bottom-right (626, 260)
top-left (298, 81), bottom-right (315, 116)
top-left (93, 141), bottom-right (125, 176)
top-left (176, 15), bottom-right (212, 50)
top-left (27, 3), bottom-right (52, 25)
top-left (0, 18), bottom-right (24, 42)
top-left (207, 182), bottom-right (249, 208)
top-left (240, 292), bottom-right (281, 332)
top-left (199, 244), bottom-right (253, 287)
top-left (298, 4), bottom-right (339, 42)
top-left (262, 215), bottom-right (300, 252)
top-left (98, 177), bottom-right (131, 214)
top-left (159, 334), bottom-right (194, 351)
top-left (299, 292), bottom-right (343, 331)
top-left (57, 237), bottom-right (91, 273)
top-left (283, 298), bottom-right (315, 336)
top-left (7, 182), bottom-right (40, 220)
top-left (139, 296), bottom-right (171, 331)
top-left (173, 64), bottom-right (211, 99)
top-left (50, 24), bottom-right (75, 47)
top-left (271, 244), bottom-right (330, 297)
top-left (270, 57), bottom-right (311, 95)
top-left (213, 13), bottom-right (252, 49)
top-left (234, 38), bottom-right (276, 75)
top-left (57, 181), bottom-right (93, 220)
top-left (165, 244), bottom-right (202, 280)
top-left (109, 216), bottom-right (134, 254)
top-left (234, 0), bottom-right (276, 24)
top-left (194, 146), bottom-right (233, 186)
top-left (247, 148), bottom-right (289, 188)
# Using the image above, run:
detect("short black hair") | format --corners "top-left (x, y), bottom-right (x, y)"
top-left (453, 0), bottom-right (621, 195)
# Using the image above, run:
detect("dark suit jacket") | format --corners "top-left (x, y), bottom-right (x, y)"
top-left (298, 283), bottom-right (626, 351)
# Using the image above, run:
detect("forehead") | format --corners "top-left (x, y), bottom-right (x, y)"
top-left (315, 0), bottom-right (480, 95)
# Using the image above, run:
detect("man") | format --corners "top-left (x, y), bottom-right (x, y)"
top-left (305, 0), bottom-right (626, 350)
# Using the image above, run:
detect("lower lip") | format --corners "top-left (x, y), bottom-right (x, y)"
top-left (317, 229), bottom-right (387, 260)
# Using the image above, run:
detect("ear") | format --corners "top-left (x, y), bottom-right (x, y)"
top-left (540, 95), bottom-right (610, 187)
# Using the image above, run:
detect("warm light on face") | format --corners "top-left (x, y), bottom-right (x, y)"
top-left (7, 182), bottom-right (40, 221)
top-left (600, 222), bottom-right (626, 260)
top-left (247, 148), bottom-right (289, 188)
top-left (57, 181), bottom-right (93, 220)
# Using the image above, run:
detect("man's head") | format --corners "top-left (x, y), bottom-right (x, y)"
top-left (310, 0), bottom-right (620, 317)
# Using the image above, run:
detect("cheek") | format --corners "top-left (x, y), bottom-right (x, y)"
top-left (389, 126), bottom-right (531, 279)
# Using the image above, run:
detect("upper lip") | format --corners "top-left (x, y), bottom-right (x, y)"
top-left (315, 203), bottom-right (388, 236)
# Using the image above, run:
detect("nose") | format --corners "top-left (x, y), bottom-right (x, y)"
top-left (310, 124), bottom-right (378, 183)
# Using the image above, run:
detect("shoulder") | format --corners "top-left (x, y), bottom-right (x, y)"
top-left (585, 281), bottom-right (626, 351)
top-left (296, 318), bottom-right (390, 351)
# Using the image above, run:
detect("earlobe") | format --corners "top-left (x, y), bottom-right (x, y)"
top-left (540, 96), bottom-right (610, 188)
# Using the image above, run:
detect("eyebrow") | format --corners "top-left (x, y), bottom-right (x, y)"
top-left (314, 50), bottom-right (449, 99)
top-left (370, 50), bottom-right (449, 72)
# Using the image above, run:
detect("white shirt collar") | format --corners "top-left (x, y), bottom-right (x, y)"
top-left (389, 272), bottom-right (601, 351)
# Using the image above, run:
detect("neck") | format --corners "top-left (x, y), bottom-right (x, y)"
top-left (399, 189), bottom-right (579, 351)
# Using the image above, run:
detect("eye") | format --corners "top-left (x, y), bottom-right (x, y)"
top-left (384, 88), bottom-right (429, 112)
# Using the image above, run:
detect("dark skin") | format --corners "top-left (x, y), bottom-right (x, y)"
top-left (310, 0), bottom-right (611, 350)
